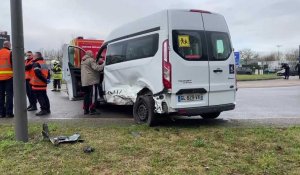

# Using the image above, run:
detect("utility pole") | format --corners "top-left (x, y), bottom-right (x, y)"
top-left (298, 45), bottom-right (300, 61)
top-left (10, 0), bottom-right (28, 142)
top-left (276, 45), bottom-right (282, 61)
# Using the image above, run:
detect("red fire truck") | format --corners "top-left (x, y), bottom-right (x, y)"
top-left (63, 37), bottom-right (104, 100)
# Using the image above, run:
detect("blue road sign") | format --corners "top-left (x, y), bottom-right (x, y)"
top-left (234, 52), bottom-right (240, 66)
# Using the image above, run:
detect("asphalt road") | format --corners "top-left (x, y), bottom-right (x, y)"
top-left (24, 84), bottom-right (300, 124)
top-left (222, 86), bottom-right (300, 119)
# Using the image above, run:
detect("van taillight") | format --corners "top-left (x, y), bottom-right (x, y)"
top-left (190, 9), bottom-right (211, 14)
top-left (162, 39), bottom-right (172, 90)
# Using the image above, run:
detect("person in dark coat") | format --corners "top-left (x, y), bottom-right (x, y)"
top-left (282, 63), bottom-right (290, 80)
top-left (295, 61), bottom-right (300, 79)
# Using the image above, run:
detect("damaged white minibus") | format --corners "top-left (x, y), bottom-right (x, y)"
top-left (65, 9), bottom-right (237, 126)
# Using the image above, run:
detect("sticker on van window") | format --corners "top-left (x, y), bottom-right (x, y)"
top-left (178, 35), bottom-right (190, 47)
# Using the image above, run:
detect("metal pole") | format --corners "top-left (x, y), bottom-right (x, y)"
top-left (298, 45), bottom-right (300, 62)
top-left (10, 0), bottom-right (28, 142)
top-left (276, 45), bottom-right (282, 63)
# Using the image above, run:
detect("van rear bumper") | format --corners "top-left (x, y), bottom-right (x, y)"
top-left (176, 103), bottom-right (235, 116)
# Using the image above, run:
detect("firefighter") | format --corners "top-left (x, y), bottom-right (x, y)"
top-left (31, 52), bottom-right (51, 116)
top-left (51, 61), bottom-right (62, 91)
top-left (25, 51), bottom-right (37, 111)
top-left (0, 41), bottom-right (14, 118)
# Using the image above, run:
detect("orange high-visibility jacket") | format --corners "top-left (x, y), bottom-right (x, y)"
top-left (25, 58), bottom-right (34, 80)
top-left (0, 48), bottom-right (13, 80)
top-left (30, 59), bottom-right (49, 90)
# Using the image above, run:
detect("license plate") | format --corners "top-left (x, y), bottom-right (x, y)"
top-left (178, 94), bottom-right (203, 102)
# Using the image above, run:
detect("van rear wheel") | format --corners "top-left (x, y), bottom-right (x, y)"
top-left (133, 95), bottom-right (156, 126)
top-left (201, 112), bottom-right (221, 119)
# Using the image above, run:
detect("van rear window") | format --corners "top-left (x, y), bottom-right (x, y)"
top-left (172, 30), bottom-right (208, 61)
top-left (208, 32), bottom-right (232, 61)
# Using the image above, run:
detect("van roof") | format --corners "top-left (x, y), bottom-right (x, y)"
top-left (105, 9), bottom-right (220, 44)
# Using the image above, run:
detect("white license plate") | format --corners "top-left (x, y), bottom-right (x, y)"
top-left (178, 94), bottom-right (203, 102)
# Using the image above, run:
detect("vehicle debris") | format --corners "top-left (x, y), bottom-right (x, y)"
top-left (83, 146), bottom-right (95, 153)
top-left (42, 123), bottom-right (83, 146)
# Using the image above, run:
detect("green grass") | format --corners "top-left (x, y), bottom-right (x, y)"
top-left (237, 74), bottom-right (280, 81)
top-left (1, 123), bottom-right (300, 175)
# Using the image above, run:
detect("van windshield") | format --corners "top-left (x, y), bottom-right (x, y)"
top-left (172, 30), bottom-right (208, 61)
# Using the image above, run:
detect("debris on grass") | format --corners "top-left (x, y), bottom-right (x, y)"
top-left (83, 146), bottom-right (95, 153)
top-left (42, 123), bottom-right (83, 146)
top-left (131, 131), bottom-right (141, 138)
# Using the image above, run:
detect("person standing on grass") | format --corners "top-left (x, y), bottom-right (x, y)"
top-left (295, 61), bottom-right (300, 79)
top-left (31, 52), bottom-right (51, 116)
top-left (0, 41), bottom-right (14, 118)
top-left (25, 51), bottom-right (37, 111)
top-left (81, 50), bottom-right (103, 115)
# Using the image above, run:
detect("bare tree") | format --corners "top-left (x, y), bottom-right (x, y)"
top-left (43, 48), bottom-right (63, 61)
top-left (260, 53), bottom-right (277, 62)
top-left (240, 48), bottom-right (259, 65)
top-left (284, 49), bottom-right (298, 62)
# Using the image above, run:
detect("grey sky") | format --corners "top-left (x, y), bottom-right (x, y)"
top-left (1, 0), bottom-right (299, 53)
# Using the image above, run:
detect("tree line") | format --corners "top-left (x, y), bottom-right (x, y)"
top-left (240, 48), bottom-right (299, 66)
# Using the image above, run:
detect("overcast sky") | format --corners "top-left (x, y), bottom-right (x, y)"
top-left (1, 0), bottom-right (299, 54)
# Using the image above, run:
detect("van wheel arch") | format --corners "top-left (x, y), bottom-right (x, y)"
top-left (133, 89), bottom-right (156, 126)
top-left (137, 88), bottom-right (153, 96)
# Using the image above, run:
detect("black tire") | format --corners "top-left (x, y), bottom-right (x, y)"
top-left (201, 112), bottom-right (221, 119)
top-left (133, 95), bottom-right (156, 126)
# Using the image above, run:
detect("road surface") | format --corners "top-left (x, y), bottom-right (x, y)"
top-left (24, 83), bottom-right (300, 123)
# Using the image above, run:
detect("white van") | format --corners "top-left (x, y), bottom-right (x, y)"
top-left (64, 9), bottom-right (236, 125)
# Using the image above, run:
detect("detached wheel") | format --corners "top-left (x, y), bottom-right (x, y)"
top-left (201, 112), bottom-right (221, 119)
top-left (133, 95), bottom-right (156, 126)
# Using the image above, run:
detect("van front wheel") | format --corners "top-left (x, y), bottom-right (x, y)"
top-left (133, 95), bottom-right (156, 126)
top-left (201, 112), bottom-right (221, 119)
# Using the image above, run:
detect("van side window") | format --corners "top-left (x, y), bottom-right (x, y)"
top-left (209, 32), bottom-right (232, 61)
top-left (172, 30), bottom-right (208, 61)
top-left (126, 34), bottom-right (158, 61)
top-left (106, 34), bottom-right (159, 65)
top-left (106, 43), bottom-right (125, 65)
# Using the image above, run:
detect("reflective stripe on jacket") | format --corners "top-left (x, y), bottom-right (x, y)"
top-left (30, 60), bottom-right (49, 90)
top-left (0, 48), bottom-right (13, 80)
top-left (52, 65), bottom-right (62, 80)
top-left (25, 58), bottom-right (34, 80)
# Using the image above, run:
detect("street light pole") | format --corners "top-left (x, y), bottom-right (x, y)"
top-left (276, 45), bottom-right (282, 62)
top-left (10, 0), bottom-right (28, 142)
top-left (298, 45), bottom-right (300, 61)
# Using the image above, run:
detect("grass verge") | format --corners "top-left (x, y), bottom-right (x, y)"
top-left (237, 74), bottom-right (281, 81)
top-left (0, 123), bottom-right (300, 175)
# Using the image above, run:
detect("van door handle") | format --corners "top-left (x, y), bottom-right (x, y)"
top-left (213, 69), bottom-right (223, 73)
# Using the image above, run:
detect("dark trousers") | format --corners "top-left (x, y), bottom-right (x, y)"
top-left (33, 90), bottom-right (50, 111)
top-left (0, 78), bottom-right (13, 116)
top-left (26, 79), bottom-right (37, 107)
top-left (284, 69), bottom-right (290, 79)
top-left (53, 79), bottom-right (61, 89)
top-left (83, 85), bottom-right (96, 111)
